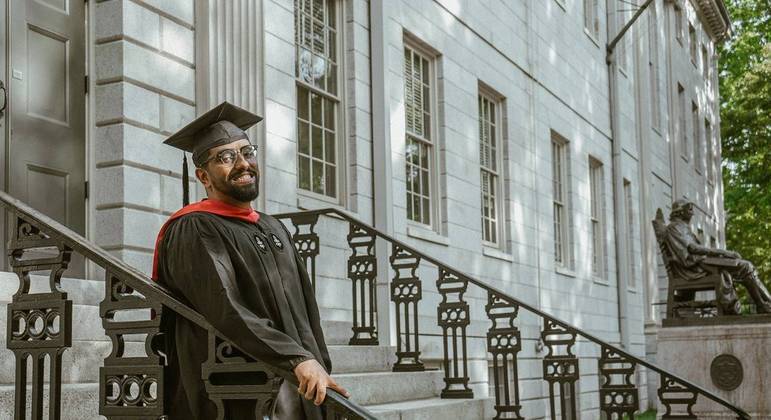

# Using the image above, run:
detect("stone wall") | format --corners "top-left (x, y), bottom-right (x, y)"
top-left (92, 0), bottom-right (197, 274)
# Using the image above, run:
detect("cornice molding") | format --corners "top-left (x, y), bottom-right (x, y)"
top-left (693, 0), bottom-right (732, 41)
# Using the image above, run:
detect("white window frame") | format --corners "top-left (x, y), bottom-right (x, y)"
top-left (648, 3), bottom-right (661, 131)
top-left (693, 101), bottom-right (702, 174)
top-left (678, 83), bottom-right (688, 160)
top-left (552, 132), bottom-right (572, 270)
top-left (617, 3), bottom-right (629, 74)
top-left (403, 39), bottom-right (440, 231)
top-left (584, 0), bottom-right (601, 42)
top-left (294, 0), bottom-right (346, 204)
top-left (624, 179), bottom-right (637, 290)
top-left (478, 88), bottom-right (505, 248)
top-left (675, 4), bottom-right (684, 45)
top-left (589, 157), bottom-right (606, 280)
top-left (705, 118), bottom-right (714, 183)
top-left (689, 23), bottom-right (698, 66)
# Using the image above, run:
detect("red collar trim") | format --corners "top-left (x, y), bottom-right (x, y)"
top-left (151, 199), bottom-right (259, 280)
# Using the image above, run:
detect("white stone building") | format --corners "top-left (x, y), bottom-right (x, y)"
top-left (0, 0), bottom-right (730, 417)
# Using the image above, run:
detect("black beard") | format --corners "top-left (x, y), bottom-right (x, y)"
top-left (214, 171), bottom-right (260, 203)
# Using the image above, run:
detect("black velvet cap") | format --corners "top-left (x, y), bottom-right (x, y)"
top-left (164, 101), bottom-right (262, 206)
top-left (164, 101), bottom-right (262, 167)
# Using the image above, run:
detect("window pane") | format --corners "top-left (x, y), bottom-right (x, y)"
top-left (298, 88), bottom-right (309, 120)
top-left (325, 164), bottom-right (336, 197)
top-left (312, 126), bottom-right (323, 159)
top-left (311, 93), bottom-right (322, 125)
top-left (299, 156), bottom-right (310, 190)
top-left (324, 100), bottom-right (335, 129)
top-left (312, 159), bottom-right (324, 194)
top-left (299, 122), bottom-right (310, 155)
top-left (421, 168), bottom-right (429, 195)
top-left (327, 63), bottom-right (337, 95)
top-left (325, 131), bottom-right (335, 163)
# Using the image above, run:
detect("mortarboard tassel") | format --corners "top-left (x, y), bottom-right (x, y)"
top-left (182, 154), bottom-right (190, 207)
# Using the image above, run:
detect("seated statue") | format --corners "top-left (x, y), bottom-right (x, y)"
top-left (661, 198), bottom-right (771, 315)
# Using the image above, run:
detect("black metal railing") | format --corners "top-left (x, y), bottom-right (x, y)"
top-left (0, 191), bottom-right (375, 420)
top-left (275, 208), bottom-right (751, 420)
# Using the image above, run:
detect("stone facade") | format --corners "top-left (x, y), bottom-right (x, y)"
top-left (83, 0), bottom-right (728, 416)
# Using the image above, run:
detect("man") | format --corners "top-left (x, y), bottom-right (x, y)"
top-left (152, 102), bottom-right (349, 419)
top-left (664, 198), bottom-right (771, 314)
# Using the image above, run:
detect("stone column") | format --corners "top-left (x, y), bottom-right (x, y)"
top-left (92, 0), bottom-right (197, 274)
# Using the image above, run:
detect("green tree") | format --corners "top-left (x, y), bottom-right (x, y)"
top-left (718, 0), bottom-right (771, 305)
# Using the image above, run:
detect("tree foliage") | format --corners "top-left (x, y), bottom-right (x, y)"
top-left (717, 0), bottom-right (771, 299)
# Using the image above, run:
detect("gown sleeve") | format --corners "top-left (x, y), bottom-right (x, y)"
top-left (159, 214), bottom-right (316, 373)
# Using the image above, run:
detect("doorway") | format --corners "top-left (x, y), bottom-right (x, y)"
top-left (2, 0), bottom-right (86, 272)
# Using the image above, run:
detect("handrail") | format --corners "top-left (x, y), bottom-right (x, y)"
top-left (0, 190), bottom-right (376, 420)
top-left (274, 207), bottom-right (751, 419)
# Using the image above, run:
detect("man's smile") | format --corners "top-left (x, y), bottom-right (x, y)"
top-left (230, 172), bottom-right (256, 185)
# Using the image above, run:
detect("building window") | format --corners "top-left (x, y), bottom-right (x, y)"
top-left (701, 44), bottom-right (709, 79)
top-left (584, 0), bottom-right (600, 40)
top-left (552, 133), bottom-right (571, 268)
top-left (648, 4), bottom-right (660, 131)
top-left (618, 4), bottom-right (629, 73)
top-left (705, 119), bottom-right (714, 182)
top-left (404, 44), bottom-right (435, 226)
top-left (675, 6), bottom-right (684, 43)
top-left (624, 180), bottom-right (636, 289)
top-left (692, 102), bottom-right (701, 173)
top-left (589, 158), bottom-right (605, 278)
top-left (689, 24), bottom-right (697, 65)
top-left (678, 84), bottom-right (687, 159)
top-left (479, 92), bottom-right (502, 245)
top-left (295, 0), bottom-right (341, 199)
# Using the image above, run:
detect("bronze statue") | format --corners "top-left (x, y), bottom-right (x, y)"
top-left (658, 198), bottom-right (771, 315)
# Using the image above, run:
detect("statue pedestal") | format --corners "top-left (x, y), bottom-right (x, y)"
top-left (657, 320), bottom-right (771, 419)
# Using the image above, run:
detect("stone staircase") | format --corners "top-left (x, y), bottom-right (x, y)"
top-left (1, 275), bottom-right (490, 419)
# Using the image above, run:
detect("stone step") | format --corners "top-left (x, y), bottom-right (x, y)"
top-left (365, 396), bottom-right (493, 420)
top-left (0, 374), bottom-right (453, 418)
top-left (328, 345), bottom-right (395, 374)
top-left (321, 319), bottom-right (355, 345)
top-left (0, 383), bottom-right (100, 420)
top-left (335, 370), bottom-right (444, 406)
top-left (0, 342), bottom-right (397, 385)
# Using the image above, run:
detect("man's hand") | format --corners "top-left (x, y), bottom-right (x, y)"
top-left (294, 359), bottom-right (350, 406)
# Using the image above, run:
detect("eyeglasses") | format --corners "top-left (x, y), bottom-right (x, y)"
top-left (201, 145), bottom-right (258, 167)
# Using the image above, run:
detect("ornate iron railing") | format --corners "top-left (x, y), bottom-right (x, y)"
top-left (275, 208), bottom-right (751, 420)
top-left (0, 191), bottom-right (375, 420)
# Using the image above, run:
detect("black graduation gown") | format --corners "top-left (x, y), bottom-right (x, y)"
top-left (156, 211), bottom-right (331, 419)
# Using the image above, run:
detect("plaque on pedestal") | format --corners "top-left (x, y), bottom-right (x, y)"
top-left (657, 322), bottom-right (771, 419)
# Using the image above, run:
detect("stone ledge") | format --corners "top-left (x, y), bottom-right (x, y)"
top-left (662, 314), bottom-right (771, 329)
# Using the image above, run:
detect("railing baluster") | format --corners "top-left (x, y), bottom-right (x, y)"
top-left (347, 224), bottom-right (378, 345)
top-left (201, 334), bottom-right (281, 420)
top-left (485, 291), bottom-right (524, 419)
top-left (389, 244), bottom-right (424, 371)
top-left (288, 213), bottom-right (321, 290)
top-left (542, 319), bottom-right (580, 420)
top-left (437, 268), bottom-right (473, 398)
top-left (599, 345), bottom-right (638, 419)
top-left (6, 214), bottom-right (73, 420)
top-left (49, 351), bottom-right (63, 419)
top-left (99, 270), bottom-right (166, 419)
top-left (13, 353), bottom-right (27, 419)
top-left (658, 374), bottom-right (698, 419)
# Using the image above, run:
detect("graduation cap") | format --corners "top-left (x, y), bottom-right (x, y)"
top-left (164, 101), bottom-right (262, 206)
